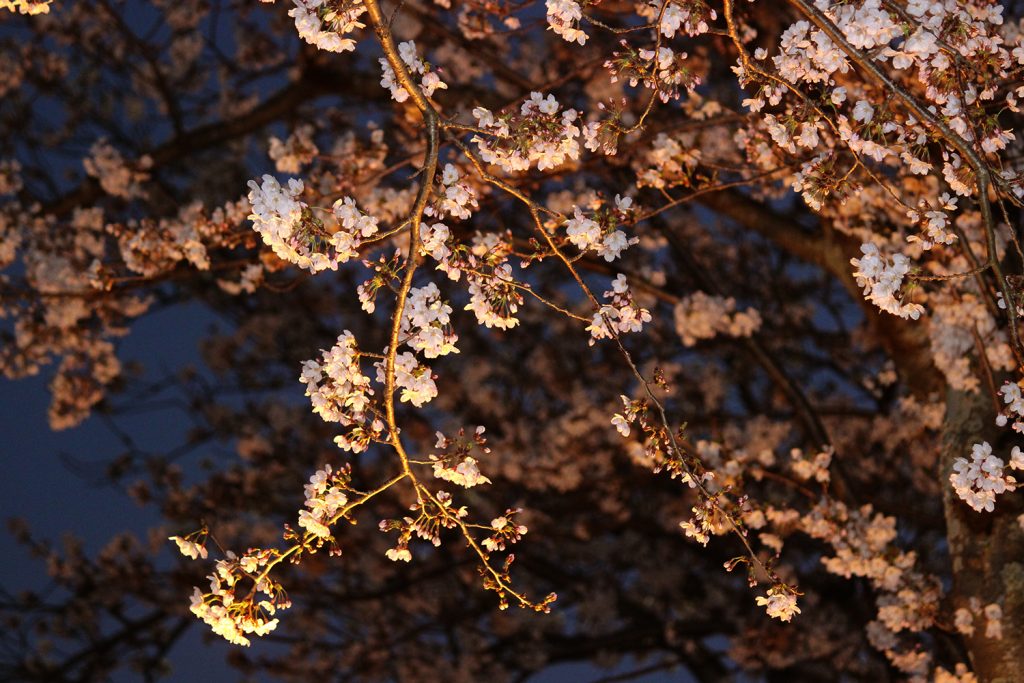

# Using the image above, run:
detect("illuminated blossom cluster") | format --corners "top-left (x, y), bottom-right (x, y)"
top-left (950, 442), bottom-right (1023, 513)
top-left (188, 549), bottom-right (288, 646)
top-left (770, 20), bottom-right (848, 86)
top-left (755, 585), bottom-right (801, 623)
top-left (380, 40), bottom-right (447, 103)
top-left (997, 382), bottom-right (1024, 432)
top-left (400, 283), bottom-right (458, 358)
top-left (604, 42), bottom-right (701, 106)
top-left (545, 0), bottom-right (586, 45)
top-left (850, 243), bottom-right (924, 320)
top-left (430, 427), bottom-right (492, 488)
top-left (288, 0), bottom-right (366, 53)
top-left (466, 262), bottom-right (522, 330)
top-left (906, 193), bottom-right (958, 250)
top-left (419, 222), bottom-right (451, 264)
top-left (375, 352), bottom-right (438, 407)
top-left (247, 175), bottom-right (379, 273)
top-left (791, 153), bottom-right (859, 210)
top-left (379, 491), bottom-right (469, 562)
top-left (788, 447), bottom-right (833, 484)
top-left (634, 132), bottom-right (702, 189)
top-left (637, 0), bottom-right (715, 38)
top-left (0, 0), bottom-right (51, 15)
top-left (300, 331), bottom-right (381, 452)
top-left (425, 163), bottom-right (477, 222)
top-left (472, 92), bottom-right (581, 172)
top-left (564, 196), bottom-right (636, 262)
top-left (586, 274), bottom-right (652, 343)
top-left (482, 509), bottom-right (528, 552)
top-left (298, 464), bottom-right (350, 540)
top-left (169, 533), bottom-right (208, 561)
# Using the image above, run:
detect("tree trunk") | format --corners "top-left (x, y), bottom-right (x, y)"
top-left (941, 388), bottom-right (1024, 681)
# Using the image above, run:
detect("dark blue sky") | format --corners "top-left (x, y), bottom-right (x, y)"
top-left (0, 301), bottom-right (247, 681)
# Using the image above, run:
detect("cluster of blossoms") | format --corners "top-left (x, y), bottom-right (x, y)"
top-left (954, 599), bottom-right (1005, 640)
top-left (359, 283), bottom-right (460, 408)
top-left (380, 491), bottom-right (468, 562)
top-left (287, 0), bottom-right (366, 53)
top-left (430, 426), bottom-right (491, 488)
top-left (417, 163), bottom-right (482, 277)
top-left (637, 0), bottom-right (715, 39)
top-left (481, 509), bottom-right (528, 553)
top-left (103, 202), bottom-right (214, 277)
top-left (796, 500), bottom-right (942, 674)
top-left (929, 292), bottom-right (1015, 393)
top-left (906, 193), bottom-right (958, 250)
top-left (850, 243), bottom-right (924, 320)
top-left (545, 0), bottom-right (586, 45)
top-left (299, 331), bottom-right (382, 452)
top-left (297, 464), bottom-right (351, 542)
top-left (762, 113), bottom-right (827, 155)
top-left (333, 197), bottom-right (382, 255)
top-left (563, 196), bottom-right (637, 262)
top-left (466, 261), bottom-right (522, 330)
top-left (581, 102), bottom-right (626, 156)
top-left (633, 46), bottom-right (700, 103)
top-left (425, 163), bottom-right (478, 222)
top-left (375, 351), bottom-right (438, 407)
top-left (634, 132), bottom-right (702, 189)
top-left (672, 292), bottom-right (762, 347)
top-left (247, 175), bottom-right (379, 273)
top-left (168, 530), bottom-right (208, 561)
top-left (83, 139), bottom-right (152, 199)
top-left (755, 585), bottom-right (801, 623)
top-left (268, 124), bottom-right (319, 174)
top-left (188, 549), bottom-right (288, 646)
top-left (997, 381), bottom-right (1024, 432)
top-left (950, 442), bottom-right (1023, 513)
top-left (610, 394), bottom-right (636, 437)
top-left (824, 0), bottom-right (901, 52)
top-left (804, 503), bottom-right (908, 590)
top-left (419, 222), bottom-right (453, 269)
top-left (418, 226), bottom-right (523, 330)
top-left (679, 498), bottom-right (717, 546)
top-left (788, 447), bottom-right (833, 484)
top-left (942, 155), bottom-right (975, 197)
top-left (380, 40), bottom-right (447, 103)
top-left (1, 179), bottom-right (250, 431)
top-left (791, 153), bottom-right (859, 210)
top-left (586, 274), bottom-right (652, 343)
top-left (356, 250), bottom-right (402, 314)
top-left (472, 93), bottom-right (581, 172)
top-left (0, 0), bottom-right (51, 14)
top-left (770, 20), bottom-right (848, 87)
top-left (400, 283), bottom-right (459, 358)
